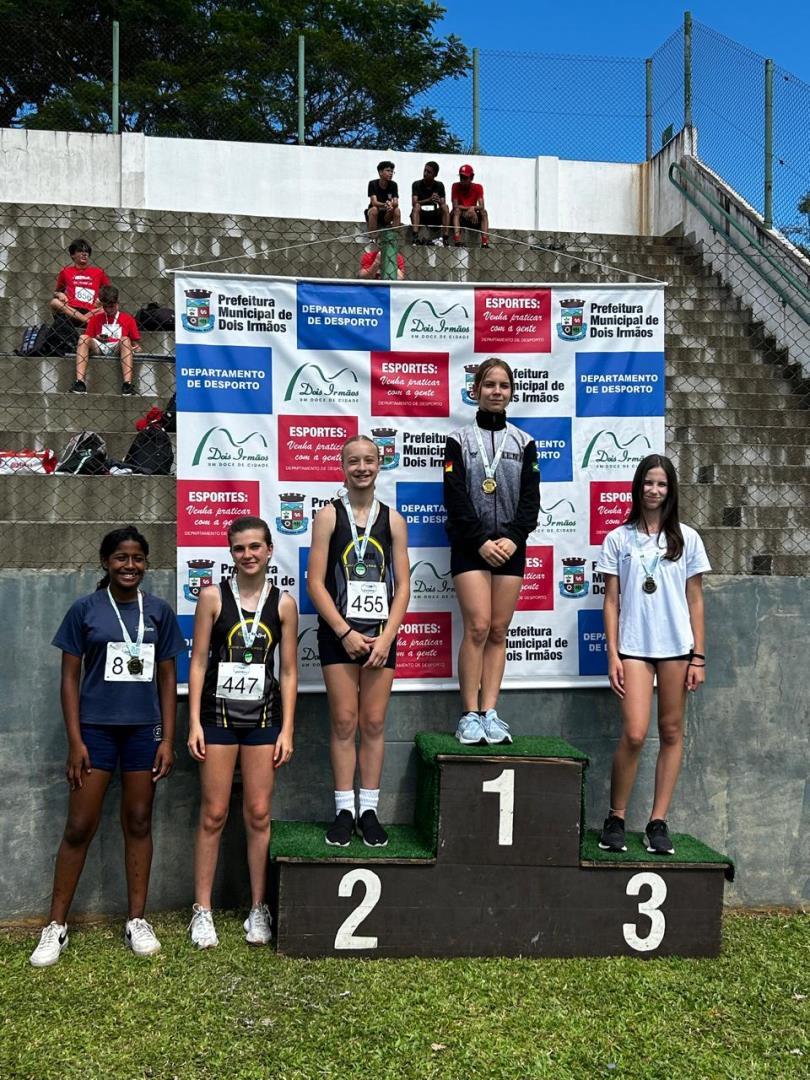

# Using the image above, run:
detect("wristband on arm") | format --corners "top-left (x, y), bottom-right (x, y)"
top-left (338, 626), bottom-right (352, 642)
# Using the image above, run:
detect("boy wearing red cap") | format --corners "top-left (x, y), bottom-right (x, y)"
top-left (451, 165), bottom-right (489, 248)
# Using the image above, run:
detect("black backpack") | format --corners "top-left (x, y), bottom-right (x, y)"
top-left (124, 427), bottom-right (174, 475)
top-left (162, 393), bottom-right (176, 433)
top-left (16, 324), bottom-right (54, 357)
top-left (56, 431), bottom-right (108, 475)
top-left (135, 304), bottom-right (175, 332)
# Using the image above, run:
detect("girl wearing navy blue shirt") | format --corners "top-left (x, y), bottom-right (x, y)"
top-left (29, 526), bottom-right (185, 967)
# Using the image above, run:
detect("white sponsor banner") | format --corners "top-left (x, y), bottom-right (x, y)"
top-left (174, 274), bottom-right (665, 690)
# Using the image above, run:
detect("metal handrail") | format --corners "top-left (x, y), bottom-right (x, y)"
top-left (668, 159), bottom-right (810, 327)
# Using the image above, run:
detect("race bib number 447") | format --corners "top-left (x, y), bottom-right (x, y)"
top-left (216, 662), bottom-right (266, 701)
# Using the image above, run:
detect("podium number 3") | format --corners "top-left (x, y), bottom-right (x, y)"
top-left (482, 769), bottom-right (515, 846)
top-left (623, 872), bottom-right (667, 952)
top-left (334, 869), bottom-right (382, 950)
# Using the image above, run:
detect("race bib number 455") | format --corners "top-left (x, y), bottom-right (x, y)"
top-left (347, 581), bottom-right (389, 620)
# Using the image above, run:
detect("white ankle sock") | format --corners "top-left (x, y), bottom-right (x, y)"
top-left (358, 788), bottom-right (380, 816)
top-left (335, 790), bottom-right (355, 817)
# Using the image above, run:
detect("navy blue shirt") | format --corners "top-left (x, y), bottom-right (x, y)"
top-left (52, 590), bottom-right (186, 726)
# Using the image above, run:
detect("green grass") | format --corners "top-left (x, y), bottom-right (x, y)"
top-left (271, 821), bottom-right (435, 861)
top-left (581, 830), bottom-right (735, 879)
top-left (2, 912), bottom-right (806, 1079)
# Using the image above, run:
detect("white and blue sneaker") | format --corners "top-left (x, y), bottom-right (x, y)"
top-left (455, 711), bottom-right (487, 745)
top-left (481, 708), bottom-right (513, 745)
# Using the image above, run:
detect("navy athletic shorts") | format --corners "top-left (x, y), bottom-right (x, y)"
top-left (80, 722), bottom-right (163, 772)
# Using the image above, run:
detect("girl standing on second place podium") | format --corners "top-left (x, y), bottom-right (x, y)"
top-left (187, 516), bottom-right (297, 949)
top-left (307, 435), bottom-right (410, 849)
top-left (596, 454), bottom-right (710, 857)
top-left (443, 357), bottom-right (541, 746)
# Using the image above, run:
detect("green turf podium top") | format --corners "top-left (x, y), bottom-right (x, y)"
top-left (414, 732), bottom-right (589, 764)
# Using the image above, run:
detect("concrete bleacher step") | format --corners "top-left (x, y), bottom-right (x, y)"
top-left (0, 354), bottom-right (175, 396)
top-left (667, 379), bottom-right (797, 401)
top-left (0, 474), bottom-right (175, 522)
top-left (694, 463), bottom-right (810, 485)
top-left (671, 424), bottom-right (810, 447)
top-left (759, 553), bottom-right (810, 575)
top-left (669, 406), bottom-right (810, 427)
top-left (0, 521), bottom-right (177, 569)
top-left (670, 441), bottom-right (810, 469)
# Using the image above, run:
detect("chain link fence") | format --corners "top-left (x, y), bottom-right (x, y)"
top-left (0, 202), bottom-right (808, 573)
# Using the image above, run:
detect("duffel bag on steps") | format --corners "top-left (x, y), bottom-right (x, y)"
top-left (123, 427), bottom-right (173, 475)
top-left (56, 431), bottom-right (109, 475)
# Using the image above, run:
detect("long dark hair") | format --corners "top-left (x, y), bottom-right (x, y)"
top-left (96, 526), bottom-right (149, 588)
top-left (625, 454), bottom-right (684, 561)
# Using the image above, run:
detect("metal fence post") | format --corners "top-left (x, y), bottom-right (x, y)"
top-left (112, 20), bottom-right (120, 134)
top-left (380, 230), bottom-right (398, 280)
top-left (764, 58), bottom-right (774, 229)
top-left (298, 35), bottom-right (305, 145)
top-left (472, 48), bottom-right (480, 155)
top-left (683, 10), bottom-right (693, 129)
top-left (645, 58), bottom-right (653, 160)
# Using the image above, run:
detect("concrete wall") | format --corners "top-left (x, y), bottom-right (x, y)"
top-left (0, 569), bottom-right (806, 919)
top-left (0, 128), bottom-right (644, 235)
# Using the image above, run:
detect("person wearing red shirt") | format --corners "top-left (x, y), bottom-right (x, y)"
top-left (358, 249), bottom-right (406, 280)
top-left (51, 239), bottom-right (110, 327)
top-left (451, 164), bottom-right (490, 248)
top-left (71, 285), bottom-right (141, 396)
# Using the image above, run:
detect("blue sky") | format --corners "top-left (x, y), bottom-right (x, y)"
top-left (436, 2), bottom-right (810, 81)
top-left (422, 1), bottom-right (810, 227)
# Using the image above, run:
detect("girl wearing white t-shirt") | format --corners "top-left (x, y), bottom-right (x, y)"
top-left (595, 455), bottom-right (710, 856)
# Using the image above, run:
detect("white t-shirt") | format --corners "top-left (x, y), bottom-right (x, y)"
top-left (596, 523), bottom-right (711, 658)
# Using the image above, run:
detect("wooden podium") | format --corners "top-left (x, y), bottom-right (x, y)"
top-left (270, 734), bottom-right (732, 958)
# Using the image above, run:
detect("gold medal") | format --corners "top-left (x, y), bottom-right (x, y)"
top-left (481, 477), bottom-right (497, 495)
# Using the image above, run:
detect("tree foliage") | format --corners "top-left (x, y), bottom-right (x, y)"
top-left (0, 0), bottom-right (469, 150)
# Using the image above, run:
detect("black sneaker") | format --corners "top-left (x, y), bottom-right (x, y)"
top-left (357, 809), bottom-right (388, 848)
top-left (410, 233), bottom-right (421, 246)
top-left (598, 814), bottom-right (627, 852)
top-left (325, 809), bottom-right (354, 847)
top-left (69, 379), bottom-right (87, 394)
top-left (645, 819), bottom-right (675, 855)
top-left (121, 382), bottom-right (136, 396)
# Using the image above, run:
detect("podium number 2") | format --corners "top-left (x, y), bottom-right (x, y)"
top-left (623, 872), bottom-right (667, 952)
top-left (482, 769), bottom-right (515, 846)
top-left (334, 869), bottom-right (381, 950)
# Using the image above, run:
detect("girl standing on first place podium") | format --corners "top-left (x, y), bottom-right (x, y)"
top-left (443, 358), bottom-right (541, 746)
top-left (187, 516), bottom-right (298, 949)
top-left (596, 454), bottom-right (711, 857)
top-left (307, 436), bottom-right (410, 849)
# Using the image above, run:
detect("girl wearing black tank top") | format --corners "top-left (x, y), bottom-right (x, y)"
top-left (187, 517), bottom-right (298, 949)
top-left (307, 436), bottom-right (410, 849)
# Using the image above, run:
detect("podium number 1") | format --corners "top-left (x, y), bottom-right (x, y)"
top-left (482, 768), bottom-right (515, 846)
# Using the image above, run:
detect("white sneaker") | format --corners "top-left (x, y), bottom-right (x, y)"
top-left (30, 921), bottom-right (69, 967)
top-left (481, 708), bottom-right (513, 745)
top-left (189, 904), bottom-right (219, 949)
top-left (243, 903), bottom-right (272, 945)
top-left (124, 917), bottom-right (161, 957)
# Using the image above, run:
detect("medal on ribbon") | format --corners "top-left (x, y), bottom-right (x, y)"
top-left (474, 423), bottom-right (507, 497)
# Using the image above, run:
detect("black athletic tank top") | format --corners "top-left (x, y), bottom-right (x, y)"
top-left (200, 579), bottom-right (282, 728)
top-left (318, 498), bottom-right (395, 638)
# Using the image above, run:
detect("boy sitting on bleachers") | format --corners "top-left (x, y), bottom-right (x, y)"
top-left (70, 285), bottom-right (141, 396)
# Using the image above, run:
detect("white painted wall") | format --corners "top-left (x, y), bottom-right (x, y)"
top-left (0, 127), bottom-right (644, 235)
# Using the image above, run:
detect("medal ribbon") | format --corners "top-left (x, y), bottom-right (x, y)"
top-left (230, 576), bottom-right (271, 655)
top-left (473, 422), bottom-right (508, 482)
top-left (107, 587), bottom-right (144, 659)
top-left (632, 526), bottom-right (664, 583)
top-left (342, 495), bottom-right (379, 570)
